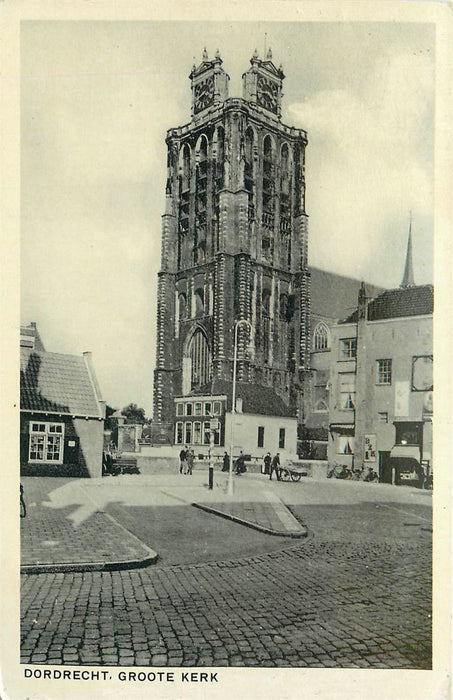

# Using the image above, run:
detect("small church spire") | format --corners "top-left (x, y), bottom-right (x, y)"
top-left (401, 212), bottom-right (415, 288)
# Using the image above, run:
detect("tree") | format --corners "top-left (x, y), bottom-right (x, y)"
top-left (121, 403), bottom-right (146, 424)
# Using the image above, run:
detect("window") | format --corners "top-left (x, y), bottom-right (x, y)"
top-left (203, 422), bottom-right (211, 445)
top-left (204, 402), bottom-right (212, 416)
top-left (378, 412), bottom-right (388, 424)
top-left (313, 322), bottom-right (330, 351)
top-left (212, 401), bottom-right (221, 415)
top-left (279, 428), bottom-right (286, 449)
top-left (194, 402), bottom-right (202, 416)
top-left (377, 359), bottom-right (392, 385)
top-left (184, 422), bottom-right (192, 444)
top-left (339, 374), bottom-right (356, 410)
top-left (257, 426), bottom-right (265, 448)
top-left (185, 403), bottom-right (193, 416)
top-left (340, 338), bottom-right (356, 359)
top-left (176, 403), bottom-right (184, 417)
top-left (189, 329), bottom-right (211, 388)
top-left (175, 422), bottom-right (183, 444)
top-left (193, 422), bottom-right (202, 444)
top-left (29, 422), bottom-right (64, 463)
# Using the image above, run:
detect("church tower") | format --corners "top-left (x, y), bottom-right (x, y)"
top-left (153, 49), bottom-right (310, 432)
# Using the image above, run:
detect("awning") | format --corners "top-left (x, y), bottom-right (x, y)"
top-left (390, 445), bottom-right (420, 462)
top-left (329, 423), bottom-right (354, 434)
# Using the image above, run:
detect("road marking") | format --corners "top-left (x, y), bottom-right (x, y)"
top-left (379, 503), bottom-right (431, 523)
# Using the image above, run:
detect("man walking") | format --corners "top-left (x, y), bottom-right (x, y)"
top-left (179, 446), bottom-right (187, 474)
top-left (269, 453), bottom-right (281, 481)
top-left (186, 449), bottom-right (194, 475)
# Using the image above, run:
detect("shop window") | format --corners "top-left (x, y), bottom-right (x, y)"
top-left (175, 422), bottom-right (183, 444)
top-left (376, 359), bottom-right (392, 385)
top-left (184, 422), bottom-right (192, 444)
top-left (279, 428), bottom-right (286, 449)
top-left (257, 426), bottom-right (265, 448)
top-left (29, 422), bottom-right (64, 463)
top-left (337, 436), bottom-right (354, 455)
top-left (203, 422), bottom-right (211, 445)
top-left (340, 338), bottom-right (356, 359)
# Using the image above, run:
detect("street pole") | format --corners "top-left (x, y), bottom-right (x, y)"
top-left (228, 319), bottom-right (253, 497)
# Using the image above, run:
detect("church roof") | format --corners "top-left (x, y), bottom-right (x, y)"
top-left (309, 267), bottom-right (384, 321)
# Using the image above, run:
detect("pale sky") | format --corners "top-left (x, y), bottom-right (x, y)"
top-left (21, 21), bottom-right (435, 416)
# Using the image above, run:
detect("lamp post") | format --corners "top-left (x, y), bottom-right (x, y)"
top-left (228, 319), bottom-right (254, 496)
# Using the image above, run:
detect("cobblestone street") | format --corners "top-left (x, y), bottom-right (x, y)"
top-left (20, 479), bottom-right (432, 669)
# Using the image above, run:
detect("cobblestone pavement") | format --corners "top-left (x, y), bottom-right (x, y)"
top-left (20, 495), bottom-right (431, 668)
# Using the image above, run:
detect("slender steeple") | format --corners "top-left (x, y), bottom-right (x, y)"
top-left (401, 213), bottom-right (415, 288)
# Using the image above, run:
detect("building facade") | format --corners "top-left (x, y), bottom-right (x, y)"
top-left (20, 324), bottom-right (106, 478)
top-left (327, 283), bottom-right (433, 484)
top-left (153, 49), bottom-right (310, 455)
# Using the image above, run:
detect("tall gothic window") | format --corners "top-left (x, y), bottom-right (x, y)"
top-left (190, 330), bottom-right (211, 388)
top-left (194, 288), bottom-right (205, 317)
top-left (245, 127), bottom-right (255, 217)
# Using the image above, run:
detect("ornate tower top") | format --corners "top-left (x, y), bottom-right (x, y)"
top-left (189, 48), bottom-right (229, 116)
top-left (242, 49), bottom-right (285, 117)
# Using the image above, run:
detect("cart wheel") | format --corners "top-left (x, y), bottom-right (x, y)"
top-left (290, 472), bottom-right (302, 482)
top-left (280, 469), bottom-right (291, 481)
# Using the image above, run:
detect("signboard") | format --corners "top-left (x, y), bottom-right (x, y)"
top-left (394, 381), bottom-right (410, 417)
top-left (210, 419), bottom-right (220, 431)
top-left (364, 434), bottom-right (377, 462)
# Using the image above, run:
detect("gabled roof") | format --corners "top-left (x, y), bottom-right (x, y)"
top-left (189, 379), bottom-right (295, 418)
top-left (309, 267), bottom-right (384, 321)
top-left (20, 348), bottom-right (103, 417)
top-left (341, 284), bottom-right (434, 324)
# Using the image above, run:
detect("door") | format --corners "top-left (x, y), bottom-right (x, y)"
top-left (379, 450), bottom-right (392, 484)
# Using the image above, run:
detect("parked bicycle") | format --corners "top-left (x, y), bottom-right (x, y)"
top-left (327, 463), bottom-right (354, 479)
top-left (20, 483), bottom-right (26, 518)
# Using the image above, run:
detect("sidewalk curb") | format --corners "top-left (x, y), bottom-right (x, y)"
top-left (20, 510), bottom-right (158, 575)
top-left (192, 502), bottom-right (307, 538)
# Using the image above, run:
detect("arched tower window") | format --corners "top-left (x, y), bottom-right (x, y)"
top-left (215, 127), bottom-right (224, 190)
top-left (194, 288), bottom-right (205, 317)
top-left (245, 127), bottom-right (255, 216)
top-left (313, 322), bottom-right (330, 351)
top-left (280, 143), bottom-right (292, 223)
top-left (262, 135), bottom-right (275, 218)
top-left (195, 135), bottom-right (208, 264)
top-left (178, 293), bottom-right (187, 321)
top-left (178, 143), bottom-right (191, 245)
top-left (189, 329), bottom-right (211, 388)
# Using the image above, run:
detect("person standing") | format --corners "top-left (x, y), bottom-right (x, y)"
top-left (186, 449), bottom-right (194, 475)
top-left (263, 452), bottom-right (271, 475)
top-left (222, 451), bottom-right (230, 472)
top-left (179, 446), bottom-right (187, 474)
top-left (269, 453), bottom-right (281, 481)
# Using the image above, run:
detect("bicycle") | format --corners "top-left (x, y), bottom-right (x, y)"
top-left (327, 463), bottom-right (353, 479)
top-left (20, 483), bottom-right (26, 518)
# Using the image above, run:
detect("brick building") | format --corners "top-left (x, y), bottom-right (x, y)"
top-left (153, 49), bottom-right (310, 456)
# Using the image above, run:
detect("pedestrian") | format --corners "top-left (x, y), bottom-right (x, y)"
top-left (186, 449), bottom-right (194, 475)
top-left (269, 453), bottom-right (281, 481)
top-left (235, 451), bottom-right (246, 475)
top-left (222, 451), bottom-right (230, 472)
top-left (263, 451), bottom-right (271, 475)
top-left (179, 446), bottom-right (187, 474)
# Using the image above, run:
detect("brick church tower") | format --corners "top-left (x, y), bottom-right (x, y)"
top-left (153, 48), bottom-right (310, 432)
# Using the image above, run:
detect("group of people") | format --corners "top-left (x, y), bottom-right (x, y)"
top-left (179, 446), bottom-right (195, 475)
top-left (263, 451), bottom-right (282, 481)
